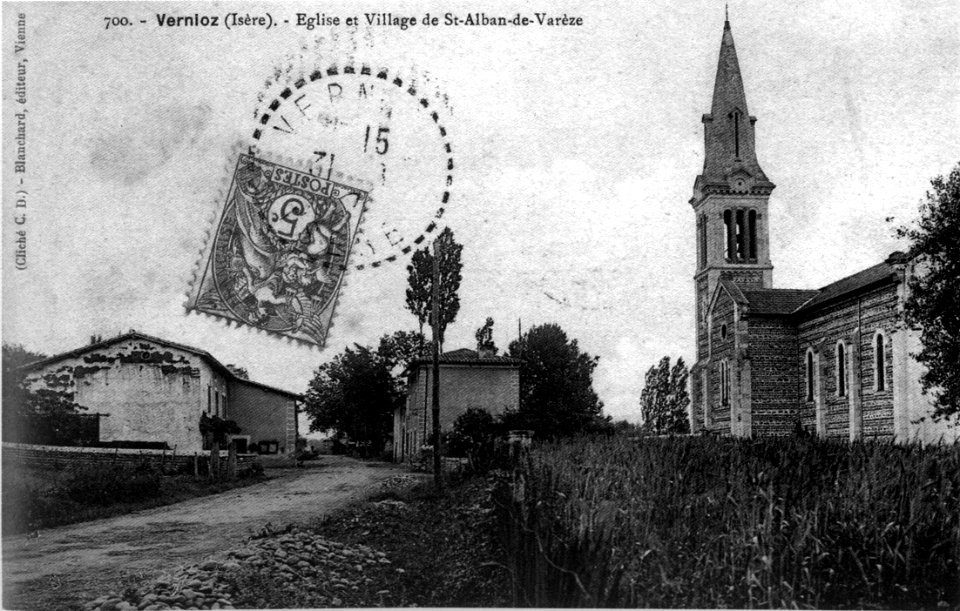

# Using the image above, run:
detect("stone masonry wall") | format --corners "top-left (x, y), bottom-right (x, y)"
top-left (748, 315), bottom-right (800, 436)
top-left (707, 290), bottom-right (736, 433)
top-left (797, 285), bottom-right (899, 440)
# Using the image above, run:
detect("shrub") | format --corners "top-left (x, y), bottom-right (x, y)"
top-left (1, 475), bottom-right (58, 534)
top-left (446, 408), bottom-right (496, 473)
top-left (61, 463), bottom-right (162, 506)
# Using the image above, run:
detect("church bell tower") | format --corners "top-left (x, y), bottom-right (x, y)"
top-left (692, 15), bottom-right (775, 362)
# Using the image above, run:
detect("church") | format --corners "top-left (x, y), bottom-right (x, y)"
top-left (688, 17), bottom-right (957, 444)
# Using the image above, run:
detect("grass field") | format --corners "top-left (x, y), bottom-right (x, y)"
top-left (494, 435), bottom-right (960, 608)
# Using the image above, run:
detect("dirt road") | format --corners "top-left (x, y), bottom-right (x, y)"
top-left (2, 456), bottom-right (408, 610)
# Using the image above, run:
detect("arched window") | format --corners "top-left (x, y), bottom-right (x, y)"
top-left (875, 332), bottom-right (886, 391)
top-left (724, 210), bottom-right (733, 260)
top-left (836, 341), bottom-right (847, 398)
top-left (720, 360), bottom-right (729, 405)
top-left (699, 216), bottom-right (708, 267)
top-left (748, 210), bottom-right (757, 260)
top-left (805, 349), bottom-right (815, 402)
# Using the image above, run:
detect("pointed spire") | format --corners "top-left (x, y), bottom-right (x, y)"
top-left (711, 14), bottom-right (749, 118)
top-left (694, 14), bottom-right (772, 197)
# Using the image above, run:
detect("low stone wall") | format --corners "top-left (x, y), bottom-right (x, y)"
top-left (1, 442), bottom-right (260, 474)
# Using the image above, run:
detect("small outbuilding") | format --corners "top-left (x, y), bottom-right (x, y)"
top-left (393, 348), bottom-right (521, 462)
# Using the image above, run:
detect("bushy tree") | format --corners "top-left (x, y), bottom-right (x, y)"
top-left (506, 323), bottom-right (604, 438)
top-left (896, 162), bottom-right (960, 419)
top-left (404, 227), bottom-right (463, 350)
top-left (446, 407), bottom-right (497, 472)
top-left (377, 330), bottom-right (429, 373)
top-left (303, 344), bottom-right (403, 455)
top-left (639, 356), bottom-right (690, 435)
top-left (2, 343), bottom-right (95, 445)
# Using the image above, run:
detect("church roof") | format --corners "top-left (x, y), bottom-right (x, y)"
top-left (794, 261), bottom-right (898, 314)
top-left (730, 258), bottom-right (901, 318)
top-left (742, 289), bottom-right (820, 315)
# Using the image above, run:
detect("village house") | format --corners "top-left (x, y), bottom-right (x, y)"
top-left (689, 17), bottom-right (958, 443)
top-left (20, 331), bottom-right (300, 454)
top-left (393, 348), bottom-right (521, 462)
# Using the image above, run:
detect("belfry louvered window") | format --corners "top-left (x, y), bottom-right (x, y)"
top-left (723, 208), bottom-right (758, 263)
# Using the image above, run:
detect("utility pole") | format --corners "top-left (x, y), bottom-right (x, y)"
top-left (431, 239), bottom-right (443, 490)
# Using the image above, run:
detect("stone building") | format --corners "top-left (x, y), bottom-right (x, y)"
top-left (393, 348), bottom-right (521, 462)
top-left (689, 17), bottom-right (958, 443)
top-left (20, 331), bottom-right (300, 454)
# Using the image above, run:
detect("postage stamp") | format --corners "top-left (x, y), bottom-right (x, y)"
top-left (186, 153), bottom-right (368, 346)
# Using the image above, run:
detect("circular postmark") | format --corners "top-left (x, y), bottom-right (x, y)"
top-left (250, 63), bottom-right (454, 270)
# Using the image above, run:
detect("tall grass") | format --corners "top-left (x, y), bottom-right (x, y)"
top-left (493, 436), bottom-right (960, 608)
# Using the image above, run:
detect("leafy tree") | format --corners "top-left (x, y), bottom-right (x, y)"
top-left (1, 343), bottom-right (88, 444)
top-left (376, 330), bottom-right (433, 400)
top-left (302, 344), bottom-right (402, 455)
top-left (376, 330), bottom-right (429, 373)
top-left (896, 163), bottom-right (960, 419)
top-left (639, 356), bottom-right (690, 435)
top-left (506, 323), bottom-right (604, 438)
top-left (475, 317), bottom-right (498, 354)
top-left (404, 227), bottom-right (463, 350)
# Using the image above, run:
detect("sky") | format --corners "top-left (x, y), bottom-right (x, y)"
top-left (3, 0), bottom-right (959, 423)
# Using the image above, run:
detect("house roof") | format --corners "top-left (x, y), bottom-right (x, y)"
top-left (741, 289), bottom-right (820, 315)
top-left (413, 347), bottom-right (522, 367)
top-left (20, 331), bottom-right (302, 399)
top-left (231, 377), bottom-right (302, 400)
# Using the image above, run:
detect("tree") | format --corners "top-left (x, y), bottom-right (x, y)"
top-left (2, 343), bottom-right (98, 445)
top-left (475, 317), bottom-right (498, 354)
top-left (445, 407), bottom-right (497, 472)
top-left (302, 344), bottom-right (402, 455)
top-left (639, 356), bottom-right (691, 435)
top-left (376, 330), bottom-right (429, 374)
top-left (376, 330), bottom-right (433, 401)
top-left (506, 323), bottom-right (604, 438)
top-left (404, 227), bottom-right (463, 350)
top-left (896, 162), bottom-right (960, 419)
